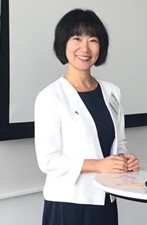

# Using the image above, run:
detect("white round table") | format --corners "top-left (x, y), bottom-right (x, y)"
top-left (94, 167), bottom-right (147, 202)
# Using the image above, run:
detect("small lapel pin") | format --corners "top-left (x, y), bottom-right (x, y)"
top-left (75, 111), bottom-right (79, 115)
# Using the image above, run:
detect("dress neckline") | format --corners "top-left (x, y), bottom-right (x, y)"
top-left (78, 83), bottom-right (99, 94)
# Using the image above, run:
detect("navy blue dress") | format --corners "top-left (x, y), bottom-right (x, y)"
top-left (42, 85), bottom-right (118, 225)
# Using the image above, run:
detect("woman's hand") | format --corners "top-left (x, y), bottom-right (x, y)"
top-left (98, 155), bottom-right (128, 173)
top-left (122, 153), bottom-right (139, 172)
top-left (82, 153), bottom-right (139, 173)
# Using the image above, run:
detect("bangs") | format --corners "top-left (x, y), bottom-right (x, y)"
top-left (70, 21), bottom-right (99, 37)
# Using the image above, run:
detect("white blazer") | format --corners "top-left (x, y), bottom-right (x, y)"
top-left (34, 77), bottom-right (127, 205)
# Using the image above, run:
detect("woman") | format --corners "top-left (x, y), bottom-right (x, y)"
top-left (35, 8), bottom-right (139, 225)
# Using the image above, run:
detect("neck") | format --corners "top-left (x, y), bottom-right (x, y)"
top-left (64, 68), bottom-right (98, 92)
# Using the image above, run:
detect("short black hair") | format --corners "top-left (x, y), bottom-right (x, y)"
top-left (53, 9), bottom-right (109, 66)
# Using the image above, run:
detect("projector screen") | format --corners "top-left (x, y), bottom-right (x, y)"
top-left (0, 0), bottom-right (147, 140)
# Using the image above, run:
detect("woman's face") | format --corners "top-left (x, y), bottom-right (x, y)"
top-left (65, 34), bottom-right (100, 72)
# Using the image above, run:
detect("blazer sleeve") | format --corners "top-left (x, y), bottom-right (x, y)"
top-left (34, 89), bottom-right (84, 186)
top-left (116, 88), bottom-right (127, 154)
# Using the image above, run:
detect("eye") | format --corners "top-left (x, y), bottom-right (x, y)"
top-left (72, 35), bottom-right (81, 41)
top-left (90, 37), bottom-right (99, 43)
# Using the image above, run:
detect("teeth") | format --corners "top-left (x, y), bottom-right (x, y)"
top-left (77, 55), bottom-right (90, 60)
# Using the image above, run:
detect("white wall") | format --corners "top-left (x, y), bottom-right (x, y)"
top-left (0, 139), bottom-right (45, 225)
top-left (0, 193), bottom-right (43, 225)
top-left (0, 126), bottom-right (147, 225)
top-left (0, 138), bottom-right (45, 199)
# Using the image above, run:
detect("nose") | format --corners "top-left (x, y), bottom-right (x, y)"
top-left (80, 39), bottom-right (89, 51)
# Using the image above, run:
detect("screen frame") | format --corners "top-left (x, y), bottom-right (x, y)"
top-left (0, 0), bottom-right (147, 141)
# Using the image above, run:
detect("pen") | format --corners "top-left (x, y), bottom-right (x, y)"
top-left (116, 181), bottom-right (147, 187)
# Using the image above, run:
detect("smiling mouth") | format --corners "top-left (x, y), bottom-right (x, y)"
top-left (76, 55), bottom-right (91, 60)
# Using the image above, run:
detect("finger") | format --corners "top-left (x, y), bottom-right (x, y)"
top-left (113, 161), bottom-right (128, 172)
top-left (124, 153), bottom-right (137, 163)
top-left (127, 157), bottom-right (137, 164)
top-left (111, 168), bottom-right (128, 173)
top-left (128, 158), bottom-right (139, 167)
top-left (113, 155), bottom-right (128, 163)
top-left (127, 159), bottom-right (139, 171)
